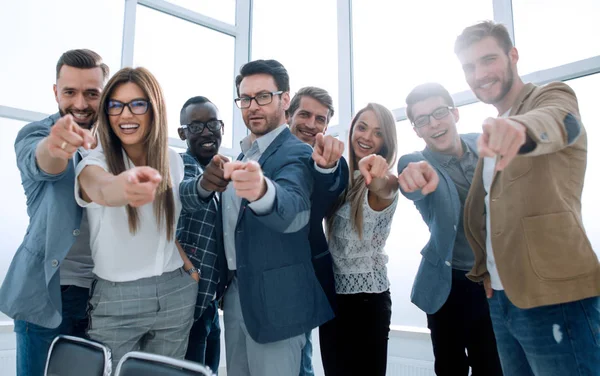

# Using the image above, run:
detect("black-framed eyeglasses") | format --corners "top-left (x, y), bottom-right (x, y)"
top-left (182, 120), bottom-right (224, 134)
top-left (234, 91), bottom-right (283, 109)
top-left (106, 99), bottom-right (150, 116)
top-left (412, 106), bottom-right (454, 128)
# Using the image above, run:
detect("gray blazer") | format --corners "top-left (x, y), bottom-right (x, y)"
top-left (397, 133), bottom-right (479, 314)
top-left (0, 114), bottom-right (83, 328)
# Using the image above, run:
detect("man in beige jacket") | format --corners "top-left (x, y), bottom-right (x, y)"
top-left (451, 21), bottom-right (600, 375)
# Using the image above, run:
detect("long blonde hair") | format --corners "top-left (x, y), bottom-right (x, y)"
top-left (327, 103), bottom-right (397, 239)
top-left (97, 67), bottom-right (175, 240)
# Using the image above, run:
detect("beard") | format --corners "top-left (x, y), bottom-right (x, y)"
top-left (245, 101), bottom-right (285, 136)
top-left (59, 106), bottom-right (97, 129)
top-left (476, 62), bottom-right (514, 105)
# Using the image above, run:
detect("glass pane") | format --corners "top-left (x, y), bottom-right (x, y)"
top-left (0, 0), bottom-right (124, 114)
top-left (0, 118), bottom-right (29, 300)
top-left (352, 0), bottom-right (493, 112)
top-left (134, 5), bottom-right (235, 148)
top-left (388, 101), bottom-right (494, 327)
top-left (252, 0), bottom-right (339, 125)
top-left (165, 0), bottom-right (236, 24)
top-left (513, 0), bottom-right (600, 75)
top-left (568, 73), bottom-right (600, 258)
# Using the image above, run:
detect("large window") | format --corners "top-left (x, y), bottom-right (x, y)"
top-left (251, 0), bottom-right (340, 125)
top-left (0, 0), bottom-right (124, 114)
top-left (165, 0), bottom-right (237, 24)
top-left (352, 0), bottom-right (493, 112)
top-left (513, 0), bottom-right (600, 75)
top-left (134, 5), bottom-right (236, 147)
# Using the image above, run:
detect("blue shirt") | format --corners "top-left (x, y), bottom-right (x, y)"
top-left (177, 151), bottom-right (220, 319)
top-left (0, 113), bottom-right (85, 328)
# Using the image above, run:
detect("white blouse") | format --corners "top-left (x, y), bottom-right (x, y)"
top-left (75, 147), bottom-right (184, 282)
top-left (329, 189), bottom-right (398, 294)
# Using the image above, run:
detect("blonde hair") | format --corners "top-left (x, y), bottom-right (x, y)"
top-left (97, 67), bottom-right (175, 240)
top-left (327, 103), bottom-right (397, 239)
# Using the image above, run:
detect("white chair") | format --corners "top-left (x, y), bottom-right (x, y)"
top-left (44, 335), bottom-right (112, 376)
top-left (114, 351), bottom-right (214, 376)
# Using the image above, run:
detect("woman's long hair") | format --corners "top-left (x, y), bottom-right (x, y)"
top-left (97, 67), bottom-right (175, 240)
top-left (326, 103), bottom-right (397, 239)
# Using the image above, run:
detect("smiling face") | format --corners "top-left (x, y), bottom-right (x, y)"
top-left (350, 110), bottom-right (385, 162)
top-left (412, 96), bottom-right (462, 155)
top-left (54, 65), bottom-right (104, 129)
top-left (289, 96), bottom-right (329, 146)
top-left (107, 82), bottom-right (151, 149)
top-left (179, 101), bottom-right (222, 165)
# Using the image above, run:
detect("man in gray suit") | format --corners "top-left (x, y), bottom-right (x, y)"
top-left (397, 83), bottom-right (502, 376)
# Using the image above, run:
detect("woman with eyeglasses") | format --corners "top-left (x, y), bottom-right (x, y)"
top-left (319, 103), bottom-right (399, 376)
top-left (75, 67), bottom-right (198, 369)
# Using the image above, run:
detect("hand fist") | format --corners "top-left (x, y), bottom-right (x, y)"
top-left (123, 166), bottom-right (162, 207)
top-left (48, 115), bottom-right (96, 160)
top-left (358, 154), bottom-right (388, 185)
top-left (398, 161), bottom-right (439, 195)
top-left (223, 160), bottom-right (267, 202)
top-left (312, 133), bottom-right (344, 169)
top-left (478, 117), bottom-right (527, 171)
top-left (200, 154), bottom-right (230, 193)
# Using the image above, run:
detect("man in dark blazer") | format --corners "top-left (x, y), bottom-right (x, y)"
top-left (180, 60), bottom-right (333, 376)
top-left (287, 86), bottom-right (348, 376)
top-left (397, 83), bottom-right (502, 376)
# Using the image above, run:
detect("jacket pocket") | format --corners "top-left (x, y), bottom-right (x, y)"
top-left (522, 212), bottom-right (597, 280)
top-left (263, 263), bottom-right (314, 327)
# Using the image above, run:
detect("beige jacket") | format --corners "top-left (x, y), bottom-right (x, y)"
top-left (464, 82), bottom-right (600, 308)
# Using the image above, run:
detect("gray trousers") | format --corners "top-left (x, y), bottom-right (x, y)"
top-left (88, 268), bottom-right (197, 372)
top-left (224, 277), bottom-right (306, 376)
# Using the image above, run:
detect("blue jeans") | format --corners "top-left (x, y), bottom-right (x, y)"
top-left (299, 331), bottom-right (314, 376)
top-left (14, 285), bottom-right (90, 376)
top-left (186, 299), bottom-right (221, 374)
top-left (488, 290), bottom-right (600, 376)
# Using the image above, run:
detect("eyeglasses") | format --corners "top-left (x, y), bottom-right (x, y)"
top-left (182, 120), bottom-right (224, 134)
top-left (234, 91), bottom-right (283, 109)
top-left (412, 106), bottom-right (454, 128)
top-left (106, 99), bottom-right (150, 116)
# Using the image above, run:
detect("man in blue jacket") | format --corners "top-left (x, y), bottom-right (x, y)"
top-left (397, 83), bottom-right (502, 376)
top-left (180, 60), bottom-right (334, 376)
top-left (0, 49), bottom-right (107, 376)
top-left (287, 86), bottom-right (348, 376)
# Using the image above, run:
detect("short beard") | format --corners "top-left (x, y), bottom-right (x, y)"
top-left (478, 62), bottom-right (514, 105)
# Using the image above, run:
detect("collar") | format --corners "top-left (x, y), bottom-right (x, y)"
top-left (240, 123), bottom-right (288, 155)
top-left (428, 139), bottom-right (472, 166)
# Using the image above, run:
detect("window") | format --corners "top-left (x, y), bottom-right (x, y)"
top-left (251, 0), bottom-right (339, 125)
top-left (567, 73), bottom-right (600, 257)
top-left (0, 118), bottom-right (29, 297)
top-left (165, 0), bottom-right (236, 24)
top-left (352, 0), bottom-right (493, 112)
top-left (0, 0), bottom-right (124, 114)
top-left (513, 0), bottom-right (600, 75)
top-left (134, 5), bottom-right (236, 147)
top-left (387, 101), bottom-right (495, 327)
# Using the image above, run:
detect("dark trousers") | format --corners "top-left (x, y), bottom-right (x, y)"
top-left (185, 300), bottom-right (221, 374)
top-left (319, 290), bottom-right (391, 376)
top-left (426, 270), bottom-right (503, 376)
top-left (14, 285), bottom-right (90, 376)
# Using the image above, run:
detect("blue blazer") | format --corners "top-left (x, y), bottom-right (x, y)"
top-left (397, 133), bottom-right (479, 315)
top-left (215, 128), bottom-right (333, 343)
top-left (308, 157), bottom-right (349, 314)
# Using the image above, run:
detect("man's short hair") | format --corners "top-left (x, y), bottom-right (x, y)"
top-left (454, 20), bottom-right (513, 55)
top-left (56, 49), bottom-right (109, 81)
top-left (405, 83), bottom-right (455, 123)
top-left (235, 59), bottom-right (290, 96)
top-left (288, 86), bottom-right (335, 124)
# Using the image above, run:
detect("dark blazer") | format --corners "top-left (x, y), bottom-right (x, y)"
top-left (397, 133), bottom-right (479, 314)
top-left (309, 157), bottom-right (349, 314)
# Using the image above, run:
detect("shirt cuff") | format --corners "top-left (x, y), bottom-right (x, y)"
top-left (248, 178), bottom-right (275, 214)
top-left (314, 160), bottom-right (339, 174)
top-left (196, 175), bottom-right (214, 199)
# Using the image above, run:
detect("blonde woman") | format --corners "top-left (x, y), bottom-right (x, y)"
top-left (75, 67), bottom-right (198, 369)
top-left (320, 103), bottom-right (398, 376)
